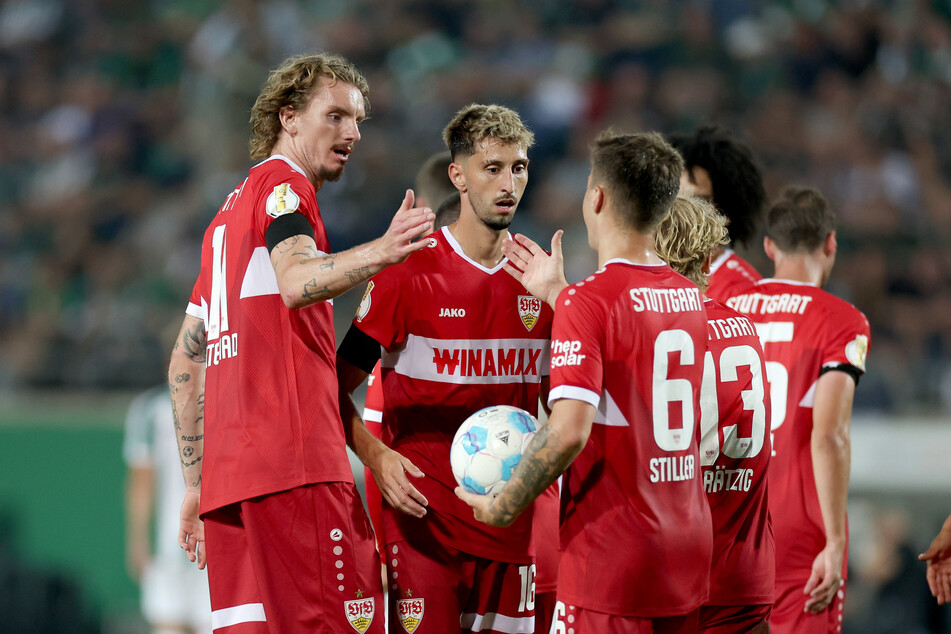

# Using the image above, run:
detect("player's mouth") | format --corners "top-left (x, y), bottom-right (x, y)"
top-left (333, 145), bottom-right (352, 163)
top-left (495, 197), bottom-right (517, 213)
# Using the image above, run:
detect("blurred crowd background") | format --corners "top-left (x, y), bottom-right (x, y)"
top-left (0, 0), bottom-right (950, 631)
top-left (0, 0), bottom-right (950, 414)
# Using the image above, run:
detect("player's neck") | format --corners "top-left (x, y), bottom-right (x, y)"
top-left (596, 228), bottom-right (664, 268)
top-left (772, 255), bottom-right (825, 287)
top-left (448, 214), bottom-right (507, 268)
top-left (269, 147), bottom-right (325, 191)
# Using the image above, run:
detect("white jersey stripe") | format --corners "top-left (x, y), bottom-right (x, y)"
top-left (548, 384), bottom-right (600, 409)
top-left (460, 611), bottom-right (535, 633)
top-left (384, 334), bottom-right (549, 386)
top-left (594, 389), bottom-right (631, 426)
top-left (239, 246), bottom-right (280, 299)
top-left (211, 603), bottom-right (266, 628)
top-left (363, 407), bottom-right (383, 423)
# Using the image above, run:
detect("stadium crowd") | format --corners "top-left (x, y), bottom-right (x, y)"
top-left (0, 0), bottom-right (949, 415)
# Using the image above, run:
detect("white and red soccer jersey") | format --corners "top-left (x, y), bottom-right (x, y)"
top-left (352, 226), bottom-right (555, 563)
top-left (706, 249), bottom-right (761, 304)
top-left (548, 259), bottom-right (713, 617)
top-left (699, 299), bottom-right (774, 607)
top-left (362, 362), bottom-right (385, 544)
top-left (726, 279), bottom-right (870, 583)
top-left (186, 155), bottom-right (353, 515)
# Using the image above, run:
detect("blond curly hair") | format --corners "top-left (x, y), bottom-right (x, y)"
top-left (654, 195), bottom-right (729, 292)
top-left (248, 53), bottom-right (369, 160)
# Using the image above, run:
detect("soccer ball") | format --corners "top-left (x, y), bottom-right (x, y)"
top-left (450, 405), bottom-right (538, 496)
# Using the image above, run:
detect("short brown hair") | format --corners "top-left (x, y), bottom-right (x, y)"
top-left (766, 186), bottom-right (836, 253)
top-left (249, 53), bottom-right (369, 160)
top-left (414, 150), bottom-right (455, 208)
top-left (442, 104), bottom-right (534, 160)
top-left (655, 196), bottom-right (729, 292)
top-left (590, 131), bottom-right (683, 231)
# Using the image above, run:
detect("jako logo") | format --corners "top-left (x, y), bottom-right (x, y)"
top-left (439, 308), bottom-right (466, 317)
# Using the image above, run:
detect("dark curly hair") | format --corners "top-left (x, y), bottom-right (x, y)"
top-left (668, 125), bottom-right (766, 248)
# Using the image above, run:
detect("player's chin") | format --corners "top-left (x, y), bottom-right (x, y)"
top-left (320, 165), bottom-right (346, 182)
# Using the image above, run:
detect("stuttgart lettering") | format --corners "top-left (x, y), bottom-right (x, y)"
top-left (707, 315), bottom-right (757, 341)
top-left (726, 292), bottom-right (813, 316)
top-left (630, 286), bottom-right (703, 313)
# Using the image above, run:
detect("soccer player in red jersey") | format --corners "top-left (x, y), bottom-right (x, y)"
top-left (726, 187), bottom-right (870, 633)
top-left (655, 196), bottom-right (774, 634)
top-left (460, 131), bottom-right (713, 634)
top-left (167, 53), bottom-right (434, 634)
top-left (669, 125), bottom-right (767, 302)
top-left (336, 104), bottom-right (557, 634)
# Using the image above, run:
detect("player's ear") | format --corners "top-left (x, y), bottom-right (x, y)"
top-left (763, 235), bottom-right (777, 261)
top-left (824, 231), bottom-right (837, 257)
top-left (591, 185), bottom-right (604, 215)
top-left (279, 106), bottom-right (297, 136)
top-left (448, 160), bottom-right (466, 193)
top-left (702, 252), bottom-right (712, 275)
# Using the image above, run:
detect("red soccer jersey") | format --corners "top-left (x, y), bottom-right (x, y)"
top-left (706, 249), bottom-right (761, 303)
top-left (699, 299), bottom-right (774, 606)
top-left (186, 155), bottom-right (353, 515)
top-left (352, 226), bottom-right (555, 563)
top-left (726, 279), bottom-right (870, 582)
top-left (548, 259), bottom-right (713, 617)
top-left (362, 362), bottom-right (385, 543)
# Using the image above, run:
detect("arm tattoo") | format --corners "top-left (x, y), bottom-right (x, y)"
top-left (291, 245), bottom-right (320, 259)
top-left (319, 254), bottom-right (336, 270)
top-left (181, 322), bottom-right (207, 363)
top-left (345, 266), bottom-right (372, 284)
top-left (302, 279), bottom-right (331, 300)
top-left (277, 235), bottom-right (301, 253)
top-left (491, 424), bottom-right (575, 524)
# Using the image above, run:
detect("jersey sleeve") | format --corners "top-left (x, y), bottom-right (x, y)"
top-left (821, 303), bottom-right (871, 375)
top-left (352, 266), bottom-right (407, 350)
top-left (547, 285), bottom-right (604, 409)
top-left (252, 168), bottom-right (318, 243)
top-left (185, 278), bottom-right (205, 324)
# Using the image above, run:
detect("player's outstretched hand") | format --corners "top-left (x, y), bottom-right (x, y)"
top-left (178, 491), bottom-right (206, 570)
top-left (502, 231), bottom-right (568, 308)
top-left (920, 513), bottom-right (951, 604)
top-left (372, 446), bottom-right (428, 518)
top-left (378, 189), bottom-right (435, 266)
top-left (454, 487), bottom-right (514, 528)
top-left (803, 541), bottom-right (844, 614)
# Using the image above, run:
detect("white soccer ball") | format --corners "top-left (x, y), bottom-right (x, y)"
top-left (450, 405), bottom-right (538, 496)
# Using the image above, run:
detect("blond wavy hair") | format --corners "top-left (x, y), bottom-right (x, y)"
top-left (655, 195), bottom-right (729, 292)
top-left (248, 53), bottom-right (369, 160)
top-left (442, 104), bottom-right (534, 159)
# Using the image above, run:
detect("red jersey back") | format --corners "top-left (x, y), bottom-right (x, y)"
top-left (548, 260), bottom-right (713, 617)
top-left (726, 279), bottom-right (870, 581)
top-left (186, 155), bottom-right (353, 515)
top-left (707, 249), bottom-right (761, 303)
top-left (700, 299), bottom-right (774, 606)
top-left (352, 226), bottom-right (555, 563)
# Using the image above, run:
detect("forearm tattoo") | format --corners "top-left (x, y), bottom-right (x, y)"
top-left (345, 266), bottom-right (372, 284)
top-left (177, 321), bottom-right (207, 363)
top-left (491, 423), bottom-right (575, 524)
top-left (302, 279), bottom-right (331, 300)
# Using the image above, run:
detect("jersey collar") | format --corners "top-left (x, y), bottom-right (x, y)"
top-left (440, 226), bottom-right (510, 274)
top-left (255, 154), bottom-right (308, 178)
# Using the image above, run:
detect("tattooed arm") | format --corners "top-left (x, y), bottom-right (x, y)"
top-left (456, 398), bottom-right (594, 527)
top-left (270, 189), bottom-right (434, 309)
top-left (168, 313), bottom-right (207, 568)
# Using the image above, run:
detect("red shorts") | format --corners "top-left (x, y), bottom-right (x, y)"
top-left (551, 601), bottom-right (700, 634)
top-left (203, 482), bottom-right (384, 634)
top-left (698, 603), bottom-right (771, 633)
top-left (385, 539), bottom-right (535, 634)
top-left (771, 579), bottom-right (845, 634)
top-left (534, 591), bottom-right (556, 634)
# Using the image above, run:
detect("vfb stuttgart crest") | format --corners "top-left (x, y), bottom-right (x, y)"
top-left (344, 596), bottom-right (375, 633)
top-left (518, 295), bottom-right (541, 331)
top-left (397, 597), bottom-right (424, 633)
